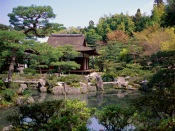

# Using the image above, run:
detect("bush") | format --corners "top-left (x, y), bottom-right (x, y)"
top-left (59, 74), bottom-right (85, 86)
top-left (96, 105), bottom-right (134, 131)
top-left (23, 68), bottom-right (36, 75)
top-left (102, 75), bottom-right (114, 82)
top-left (2, 89), bottom-right (16, 101)
top-left (46, 74), bottom-right (86, 88)
top-left (47, 69), bottom-right (57, 74)
top-left (0, 80), bottom-right (4, 87)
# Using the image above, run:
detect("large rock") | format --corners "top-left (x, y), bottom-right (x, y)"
top-left (87, 83), bottom-right (97, 91)
top-left (96, 76), bottom-right (104, 91)
top-left (16, 96), bottom-right (35, 106)
top-left (88, 86), bottom-right (97, 92)
top-left (39, 86), bottom-right (47, 93)
top-left (115, 77), bottom-right (129, 88)
top-left (17, 83), bottom-right (28, 95)
top-left (52, 86), bottom-right (64, 95)
top-left (80, 82), bottom-right (88, 94)
top-left (26, 96), bottom-right (35, 104)
top-left (38, 93), bottom-right (47, 102)
top-left (2, 125), bottom-right (13, 131)
top-left (89, 72), bottom-right (100, 78)
top-left (37, 79), bottom-right (46, 88)
top-left (67, 86), bottom-right (81, 95)
top-left (87, 72), bottom-right (104, 91)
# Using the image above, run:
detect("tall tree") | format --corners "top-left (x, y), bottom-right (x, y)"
top-left (162, 0), bottom-right (175, 27)
top-left (133, 9), bottom-right (152, 32)
top-left (154, 0), bottom-right (163, 5)
top-left (88, 20), bottom-right (95, 29)
top-left (85, 29), bottom-right (102, 46)
top-left (151, 1), bottom-right (165, 25)
top-left (0, 30), bottom-right (28, 87)
top-left (8, 5), bottom-right (57, 37)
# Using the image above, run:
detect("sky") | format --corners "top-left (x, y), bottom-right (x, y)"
top-left (0, 0), bottom-right (155, 28)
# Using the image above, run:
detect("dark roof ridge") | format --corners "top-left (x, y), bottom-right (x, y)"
top-left (51, 34), bottom-right (84, 37)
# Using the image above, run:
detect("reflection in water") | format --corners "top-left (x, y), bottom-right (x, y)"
top-left (87, 117), bottom-right (105, 131)
top-left (0, 84), bottom-right (139, 130)
top-left (96, 91), bottom-right (104, 106)
top-left (0, 107), bottom-right (16, 126)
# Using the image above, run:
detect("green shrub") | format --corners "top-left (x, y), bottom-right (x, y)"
top-left (96, 105), bottom-right (134, 130)
top-left (59, 74), bottom-right (85, 85)
top-left (23, 68), bottom-right (36, 75)
top-left (0, 80), bottom-right (4, 86)
top-left (2, 89), bottom-right (16, 101)
top-left (22, 89), bottom-right (31, 95)
top-left (102, 75), bottom-right (114, 82)
top-left (47, 69), bottom-right (57, 74)
top-left (46, 74), bottom-right (85, 87)
top-left (10, 82), bottom-right (20, 89)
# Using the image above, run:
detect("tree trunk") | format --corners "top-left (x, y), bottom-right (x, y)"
top-left (57, 67), bottom-right (61, 77)
top-left (7, 56), bottom-right (16, 88)
top-left (39, 67), bottom-right (42, 74)
top-left (133, 53), bottom-right (136, 64)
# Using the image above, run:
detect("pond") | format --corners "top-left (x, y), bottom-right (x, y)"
top-left (0, 84), bottom-right (140, 130)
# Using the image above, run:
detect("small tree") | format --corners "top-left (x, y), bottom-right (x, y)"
top-left (50, 45), bottom-right (80, 76)
top-left (29, 42), bottom-right (57, 74)
top-left (51, 61), bottom-right (80, 75)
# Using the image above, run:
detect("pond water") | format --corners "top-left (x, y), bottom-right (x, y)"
top-left (0, 84), bottom-right (140, 130)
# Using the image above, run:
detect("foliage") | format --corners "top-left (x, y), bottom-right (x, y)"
top-left (59, 44), bottom-right (80, 59)
top-left (50, 45), bottom-right (80, 74)
top-left (133, 9), bottom-right (152, 32)
top-left (29, 42), bottom-right (55, 74)
top-left (132, 50), bottom-right (175, 130)
top-left (55, 26), bottom-right (81, 34)
top-left (150, 50), bottom-right (175, 69)
top-left (148, 68), bottom-right (175, 88)
top-left (151, 2), bottom-right (165, 25)
top-left (7, 100), bottom-right (95, 131)
top-left (160, 28), bottom-right (175, 51)
top-left (117, 63), bottom-right (144, 76)
top-left (96, 105), bottom-right (134, 131)
top-left (57, 74), bottom-right (85, 86)
top-left (107, 30), bottom-right (129, 43)
top-left (95, 41), bottom-right (124, 71)
top-left (153, 117), bottom-right (175, 131)
top-left (8, 5), bottom-right (57, 37)
top-left (85, 29), bottom-right (102, 46)
top-left (2, 88), bottom-right (17, 101)
top-left (23, 68), bottom-right (37, 75)
top-left (0, 30), bottom-right (28, 87)
top-left (161, 0), bottom-right (175, 27)
top-left (134, 24), bottom-right (175, 56)
top-left (96, 13), bottom-right (135, 41)
top-left (133, 84), bottom-right (175, 130)
top-left (51, 61), bottom-right (80, 73)
top-left (0, 80), bottom-right (4, 88)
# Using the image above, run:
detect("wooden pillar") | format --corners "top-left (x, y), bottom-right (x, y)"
top-left (86, 58), bottom-right (89, 70)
